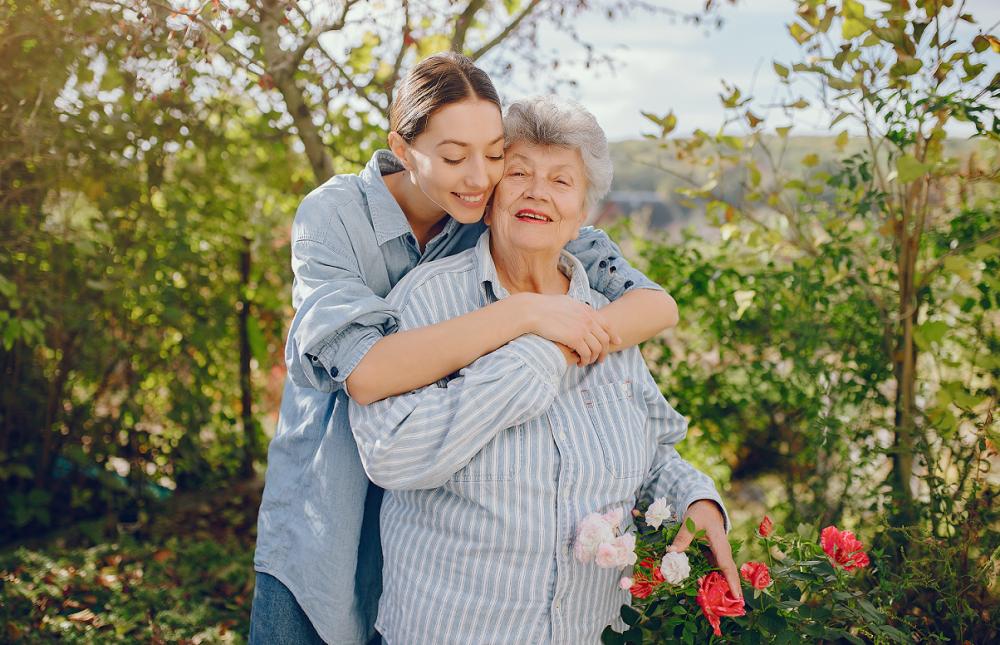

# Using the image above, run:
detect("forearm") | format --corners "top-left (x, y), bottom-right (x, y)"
top-left (643, 449), bottom-right (730, 532)
top-left (346, 294), bottom-right (533, 405)
top-left (601, 288), bottom-right (679, 352)
top-left (350, 335), bottom-right (565, 489)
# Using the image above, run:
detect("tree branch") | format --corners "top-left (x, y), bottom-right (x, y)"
top-left (470, 0), bottom-right (543, 61)
top-left (451, 0), bottom-right (487, 53)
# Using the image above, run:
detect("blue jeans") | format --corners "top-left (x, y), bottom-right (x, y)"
top-left (249, 571), bottom-right (326, 645)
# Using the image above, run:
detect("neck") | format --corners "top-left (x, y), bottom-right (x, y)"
top-left (489, 237), bottom-right (569, 296)
top-left (384, 170), bottom-right (447, 249)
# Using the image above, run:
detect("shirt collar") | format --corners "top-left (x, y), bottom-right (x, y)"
top-left (475, 230), bottom-right (593, 306)
top-left (361, 149), bottom-right (464, 248)
top-left (359, 149), bottom-right (419, 246)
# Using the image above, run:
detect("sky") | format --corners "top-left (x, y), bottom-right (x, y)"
top-left (496, 0), bottom-right (1000, 141)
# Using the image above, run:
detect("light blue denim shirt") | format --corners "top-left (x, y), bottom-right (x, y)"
top-left (347, 231), bottom-right (727, 644)
top-left (253, 150), bottom-right (663, 644)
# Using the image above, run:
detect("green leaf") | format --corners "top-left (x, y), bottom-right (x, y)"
top-left (842, 18), bottom-right (868, 40)
top-left (601, 626), bottom-right (625, 645)
top-left (890, 57), bottom-right (923, 77)
top-left (620, 604), bottom-right (641, 626)
top-left (973, 35), bottom-right (990, 53)
top-left (896, 155), bottom-right (931, 183)
top-left (789, 22), bottom-right (811, 44)
top-left (247, 316), bottom-right (268, 364)
top-left (773, 62), bottom-right (789, 79)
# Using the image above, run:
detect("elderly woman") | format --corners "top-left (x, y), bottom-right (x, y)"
top-left (349, 96), bottom-right (734, 644)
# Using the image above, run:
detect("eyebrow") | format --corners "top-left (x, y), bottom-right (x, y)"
top-left (436, 135), bottom-right (505, 148)
top-left (509, 153), bottom-right (576, 173)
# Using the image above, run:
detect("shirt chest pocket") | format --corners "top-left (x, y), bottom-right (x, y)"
top-left (582, 381), bottom-right (648, 480)
top-left (450, 426), bottom-right (523, 483)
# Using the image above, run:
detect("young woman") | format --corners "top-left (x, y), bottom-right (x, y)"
top-left (250, 53), bottom-right (679, 645)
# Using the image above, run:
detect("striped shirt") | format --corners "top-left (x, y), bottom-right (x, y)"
top-left (349, 231), bottom-right (727, 645)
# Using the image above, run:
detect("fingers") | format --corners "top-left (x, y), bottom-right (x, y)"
top-left (581, 332), bottom-right (604, 366)
top-left (569, 336), bottom-right (594, 365)
top-left (708, 532), bottom-right (742, 599)
top-left (667, 523), bottom-right (694, 554)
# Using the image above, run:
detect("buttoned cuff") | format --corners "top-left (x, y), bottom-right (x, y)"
top-left (500, 334), bottom-right (569, 390)
top-left (682, 491), bottom-right (732, 534)
top-left (310, 324), bottom-right (384, 391)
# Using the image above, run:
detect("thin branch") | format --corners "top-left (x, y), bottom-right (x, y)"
top-left (451, 0), bottom-right (487, 53)
top-left (288, 0), bottom-right (361, 72)
top-left (469, 0), bottom-right (543, 61)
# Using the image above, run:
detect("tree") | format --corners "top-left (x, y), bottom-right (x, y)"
top-left (104, 0), bottom-right (733, 183)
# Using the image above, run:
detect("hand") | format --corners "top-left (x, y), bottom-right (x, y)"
top-left (668, 499), bottom-right (741, 600)
top-left (523, 294), bottom-right (620, 366)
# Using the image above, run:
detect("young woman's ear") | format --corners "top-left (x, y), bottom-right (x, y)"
top-left (387, 131), bottom-right (412, 171)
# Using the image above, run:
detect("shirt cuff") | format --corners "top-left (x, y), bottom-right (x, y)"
top-left (682, 491), bottom-right (732, 534)
top-left (310, 324), bottom-right (383, 390)
top-left (499, 334), bottom-right (569, 389)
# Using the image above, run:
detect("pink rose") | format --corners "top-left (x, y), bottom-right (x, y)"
top-left (739, 561), bottom-right (771, 590)
top-left (574, 512), bottom-right (617, 563)
top-left (696, 571), bottom-right (746, 636)
top-left (595, 533), bottom-right (637, 569)
top-left (820, 526), bottom-right (870, 571)
top-left (619, 576), bottom-right (634, 590)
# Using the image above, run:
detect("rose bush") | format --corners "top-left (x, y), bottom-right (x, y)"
top-left (576, 500), bottom-right (910, 644)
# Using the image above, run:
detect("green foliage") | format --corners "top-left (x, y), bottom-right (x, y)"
top-left (634, 0), bottom-right (999, 640)
top-left (0, 1), bottom-right (301, 540)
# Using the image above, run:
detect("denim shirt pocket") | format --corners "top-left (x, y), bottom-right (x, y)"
top-left (582, 381), bottom-right (647, 480)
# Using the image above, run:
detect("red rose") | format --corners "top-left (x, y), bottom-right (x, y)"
top-left (696, 571), bottom-right (746, 636)
top-left (629, 557), bottom-right (665, 599)
top-left (820, 526), bottom-right (871, 571)
top-left (758, 515), bottom-right (774, 537)
top-left (739, 561), bottom-right (771, 590)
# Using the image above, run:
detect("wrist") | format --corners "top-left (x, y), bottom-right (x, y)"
top-left (505, 292), bottom-right (538, 337)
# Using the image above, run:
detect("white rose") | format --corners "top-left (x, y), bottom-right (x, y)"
top-left (659, 551), bottom-right (691, 585)
top-left (645, 497), bottom-right (673, 529)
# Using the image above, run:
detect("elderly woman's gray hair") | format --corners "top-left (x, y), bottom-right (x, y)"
top-left (503, 96), bottom-right (613, 214)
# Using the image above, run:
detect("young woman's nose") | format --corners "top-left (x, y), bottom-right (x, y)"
top-left (463, 157), bottom-right (490, 192)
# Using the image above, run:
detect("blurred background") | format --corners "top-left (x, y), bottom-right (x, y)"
top-left (1, 0), bottom-right (998, 642)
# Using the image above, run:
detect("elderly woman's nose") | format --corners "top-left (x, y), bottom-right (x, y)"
top-left (524, 173), bottom-right (550, 200)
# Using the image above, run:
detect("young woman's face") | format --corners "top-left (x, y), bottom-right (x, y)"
top-left (395, 99), bottom-right (505, 224)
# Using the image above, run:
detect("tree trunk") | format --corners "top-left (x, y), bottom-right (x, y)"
top-left (239, 237), bottom-right (256, 479)
top-left (259, 0), bottom-right (335, 185)
top-left (891, 233), bottom-right (919, 527)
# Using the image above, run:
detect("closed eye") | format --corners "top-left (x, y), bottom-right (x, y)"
top-left (443, 157), bottom-right (464, 165)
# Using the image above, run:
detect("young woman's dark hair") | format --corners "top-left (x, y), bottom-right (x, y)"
top-left (389, 52), bottom-right (501, 143)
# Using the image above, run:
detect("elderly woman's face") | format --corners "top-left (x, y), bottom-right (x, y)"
top-left (487, 141), bottom-right (588, 255)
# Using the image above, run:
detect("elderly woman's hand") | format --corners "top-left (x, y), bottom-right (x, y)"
top-left (519, 293), bottom-right (620, 365)
top-left (667, 500), bottom-right (742, 599)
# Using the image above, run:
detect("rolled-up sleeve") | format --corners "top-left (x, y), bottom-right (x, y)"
top-left (349, 334), bottom-right (565, 490)
top-left (285, 235), bottom-right (399, 393)
top-left (565, 227), bottom-right (663, 302)
top-left (635, 368), bottom-right (731, 532)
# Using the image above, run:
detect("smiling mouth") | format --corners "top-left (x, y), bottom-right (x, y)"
top-left (515, 209), bottom-right (552, 223)
top-left (454, 192), bottom-right (485, 206)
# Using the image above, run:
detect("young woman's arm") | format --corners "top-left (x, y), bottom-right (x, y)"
top-left (346, 292), bottom-right (605, 405)
top-left (348, 229), bottom-right (677, 405)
